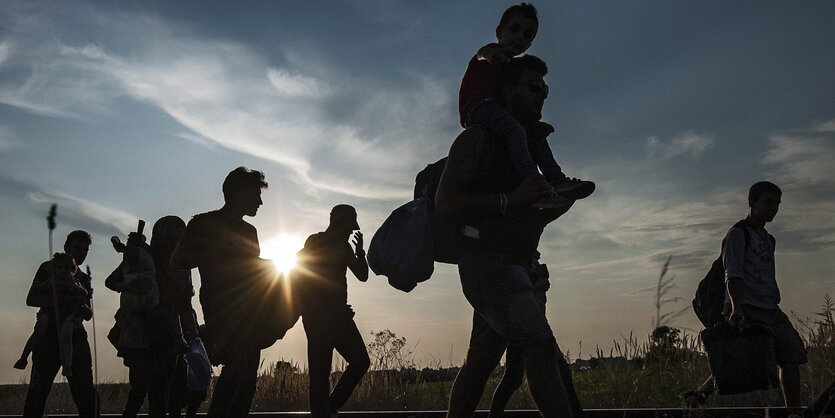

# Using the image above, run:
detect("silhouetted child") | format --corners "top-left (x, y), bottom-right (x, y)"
top-left (459, 2), bottom-right (594, 207)
top-left (14, 253), bottom-right (91, 377)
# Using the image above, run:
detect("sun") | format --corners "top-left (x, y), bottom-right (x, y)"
top-left (260, 234), bottom-right (305, 274)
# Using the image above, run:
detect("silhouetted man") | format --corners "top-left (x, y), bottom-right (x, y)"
top-left (684, 181), bottom-right (807, 408)
top-left (296, 205), bottom-right (370, 417)
top-left (436, 55), bottom-right (577, 417)
top-left (23, 230), bottom-right (97, 418)
top-left (170, 167), bottom-right (269, 417)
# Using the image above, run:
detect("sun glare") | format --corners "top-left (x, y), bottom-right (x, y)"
top-left (260, 234), bottom-right (305, 274)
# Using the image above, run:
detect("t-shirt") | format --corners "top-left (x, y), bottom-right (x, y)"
top-left (458, 43), bottom-right (500, 128)
top-left (297, 232), bottom-right (354, 317)
top-left (460, 126), bottom-right (544, 265)
top-left (177, 210), bottom-right (260, 326)
top-left (722, 223), bottom-right (779, 310)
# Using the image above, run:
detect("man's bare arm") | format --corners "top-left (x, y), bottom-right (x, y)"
top-left (348, 254), bottom-right (369, 282)
top-left (435, 129), bottom-right (552, 219)
top-left (726, 277), bottom-right (745, 323)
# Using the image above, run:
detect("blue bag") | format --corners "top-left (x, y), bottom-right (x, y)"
top-left (368, 197), bottom-right (434, 292)
top-left (185, 337), bottom-right (212, 391)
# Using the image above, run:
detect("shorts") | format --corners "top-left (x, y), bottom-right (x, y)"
top-left (459, 253), bottom-right (553, 351)
top-left (743, 304), bottom-right (808, 365)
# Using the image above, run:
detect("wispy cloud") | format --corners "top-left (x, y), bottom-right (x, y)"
top-left (267, 68), bottom-right (327, 98)
top-left (1, 6), bottom-right (456, 201)
top-left (815, 119), bottom-right (835, 132)
top-left (762, 123), bottom-right (835, 252)
top-left (0, 40), bottom-right (12, 66)
top-left (540, 120), bottom-right (835, 303)
top-left (0, 174), bottom-right (137, 236)
top-left (0, 124), bottom-right (18, 151)
top-left (645, 132), bottom-right (714, 160)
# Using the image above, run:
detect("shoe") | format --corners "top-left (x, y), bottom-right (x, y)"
top-left (553, 178), bottom-right (595, 200)
top-left (532, 192), bottom-right (573, 210)
top-left (680, 390), bottom-right (707, 409)
top-left (13, 358), bottom-right (27, 370)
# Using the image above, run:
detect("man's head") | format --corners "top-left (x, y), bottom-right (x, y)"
top-left (329, 204), bottom-right (360, 235)
top-left (496, 54), bottom-right (549, 124)
top-left (748, 181), bottom-right (782, 223)
top-left (222, 167), bottom-right (268, 217)
top-left (64, 230), bottom-right (92, 266)
top-left (496, 3), bottom-right (538, 55)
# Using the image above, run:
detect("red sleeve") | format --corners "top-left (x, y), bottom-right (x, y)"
top-left (458, 44), bottom-right (500, 128)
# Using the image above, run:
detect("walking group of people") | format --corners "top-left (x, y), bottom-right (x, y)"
top-left (17, 3), bottom-right (821, 417)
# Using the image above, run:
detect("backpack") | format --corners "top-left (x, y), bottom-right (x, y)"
top-left (692, 219), bottom-right (775, 328)
top-left (367, 197), bottom-right (434, 292)
top-left (368, 127), bottom-right (492, 292)
top-left (414, 157), bottom-right (463, 264)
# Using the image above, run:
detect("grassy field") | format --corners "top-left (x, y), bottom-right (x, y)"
top-left (1, 296), bottom-right (832, 414)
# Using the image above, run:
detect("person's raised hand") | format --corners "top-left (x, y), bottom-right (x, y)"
top-left (481, 46), bottom-right (515, 65)
top-left (352, 231), bottom-right (364, 253)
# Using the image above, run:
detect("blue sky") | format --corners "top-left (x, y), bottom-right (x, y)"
top-left (1, 0), bottom-right (834, 383)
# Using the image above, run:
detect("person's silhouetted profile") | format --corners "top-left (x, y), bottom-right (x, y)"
top-left (296, 204), bottom-right (370, 417)
top-left (170, 167), bottom-right (272, 417)
top-left (458, 3), bottom-right (594, 208)
top-left (436, 54), bottom-right (577, 417)
top-left (683, 181), bottom-right (807, 408)
top-left (23, 231), bottom-right (98, 418)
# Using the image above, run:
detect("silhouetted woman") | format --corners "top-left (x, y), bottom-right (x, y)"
top-left (107, 216), bottom-right (197, 417)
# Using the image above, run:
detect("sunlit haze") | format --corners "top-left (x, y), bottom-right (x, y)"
top-left (261, 234), bottom-right (306, 275)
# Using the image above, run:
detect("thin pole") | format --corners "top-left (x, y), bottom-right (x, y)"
top-left (87, 265), bottom-right (98, 386)
top-left (45, 205), bottom-right (64, 377)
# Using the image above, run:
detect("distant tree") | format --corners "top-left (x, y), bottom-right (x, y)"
top-left (646, 326), bottom-right (682, 363)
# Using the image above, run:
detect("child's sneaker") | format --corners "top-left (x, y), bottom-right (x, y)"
top-left (13, 358), bottom-right (27, 370)
top-left (553, 177), bottom-right (595, 200)
top-left (532, 192), bottom-right (574, 210)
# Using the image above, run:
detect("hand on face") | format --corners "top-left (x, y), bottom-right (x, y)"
top-left (351, 231), bottom-right (364, 251)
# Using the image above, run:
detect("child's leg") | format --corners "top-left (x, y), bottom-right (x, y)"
top-left (15, 314), bottom-right (50, 369)
top-left (529, 130), bottom-right (596, 200)
top-left (528, 136), bottom-right (566, 184)
top-left (468, 100), bottom-right (538, 178)
top-left (60, 320), bottom-right (74, 377)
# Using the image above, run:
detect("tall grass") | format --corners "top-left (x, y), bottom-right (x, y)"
top-left (2, 297), bottom-right (833, 414)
